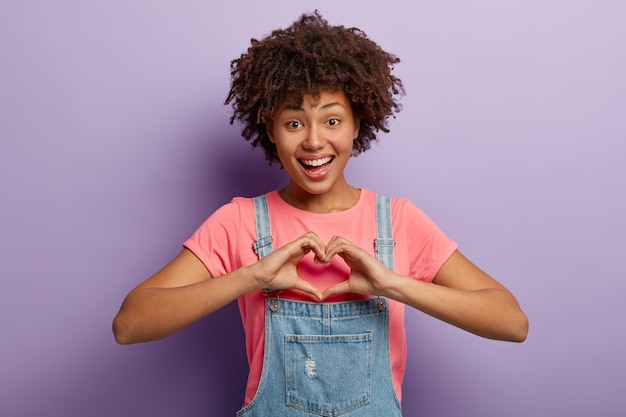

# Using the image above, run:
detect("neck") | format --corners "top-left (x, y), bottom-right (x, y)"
top-left (278, 183), bottom-right (360, 214)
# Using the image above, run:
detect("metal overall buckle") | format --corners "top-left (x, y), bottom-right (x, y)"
top-left (263, 289), bottom-right (283, 312)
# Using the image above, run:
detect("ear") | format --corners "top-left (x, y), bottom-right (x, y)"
top-left (352, 117), bottom-right (361, 140)
top-left (266, 122), bottom-right (276, 143)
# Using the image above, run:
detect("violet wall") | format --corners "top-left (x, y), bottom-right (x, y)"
top-left (1, 1), bottom-right (624, 416)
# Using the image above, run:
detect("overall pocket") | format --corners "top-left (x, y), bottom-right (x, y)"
top-left (284, 332), bottom-right (373, 417)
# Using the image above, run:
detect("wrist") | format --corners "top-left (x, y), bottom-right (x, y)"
top-left (382, 273), bottom-right (415, 302)
top-left (244, 263), bottom-right (267, 292)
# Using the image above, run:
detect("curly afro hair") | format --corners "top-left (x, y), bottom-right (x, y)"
top-left (225, 10), bottom-right (405, 164)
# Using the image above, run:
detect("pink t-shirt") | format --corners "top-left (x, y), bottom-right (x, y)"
top-left (184, 189), bottom-right (457, 406)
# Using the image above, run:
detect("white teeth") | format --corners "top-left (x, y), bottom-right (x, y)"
top-left (301, 157), bottom-right (332, 167)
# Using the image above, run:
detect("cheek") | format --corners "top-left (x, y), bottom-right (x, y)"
top-left (273, 141), bottom-right (296, 165)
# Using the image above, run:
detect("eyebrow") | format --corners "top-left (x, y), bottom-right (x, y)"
top-left (282, 101), bottom-right (346, 112)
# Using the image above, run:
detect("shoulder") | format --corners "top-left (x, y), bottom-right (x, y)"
top-left (373, 193), bottom-right (446, 234)
top-left (390, 196), bottom-right (422, 218)
top-left (360, 190), bottom-right (413, 209)
top-left (363, 191), bottom-right (424, 220)
top-left (186, 194), bottom-right (270, 251)
top-left (213, 191), bottom-right (281, 217)
top-left (219, 191), bottom-right (284, 226)
top-left (192, 195), bottom-right (260, 234)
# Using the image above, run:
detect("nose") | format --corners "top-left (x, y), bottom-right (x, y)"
top-left (303, 126), bottom-right (325, 150)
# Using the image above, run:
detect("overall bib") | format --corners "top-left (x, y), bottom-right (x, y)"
top-left (236, 195), bottom-right (402, 417)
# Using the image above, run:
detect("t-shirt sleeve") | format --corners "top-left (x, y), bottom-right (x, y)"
top-left (183, 199), bottom-right (254, 277)
top-left (394, 198), bottom-right (458, 283)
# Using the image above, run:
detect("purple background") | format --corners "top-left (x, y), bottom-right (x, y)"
top-left (1, 1), bottom-right (625, 416)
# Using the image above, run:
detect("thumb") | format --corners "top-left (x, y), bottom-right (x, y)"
top-left (292, 279), bottom-right (323, 301)
top-left (321, 280), bottom-right (351, 300)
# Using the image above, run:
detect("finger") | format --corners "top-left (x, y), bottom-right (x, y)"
top-left (277, 235), bottom-right (323, 266)
top-left (292, 279), bottom-right (323, 300)
top-left (322, 240), bottom-right (360, 265)
top-left (297, 232), bottom-right (327, 259)
top-left (320, 236), bottom-right (346, 261)
top-left (324, 235), bottom-right (351, 250)
top-left (321, 280), bottom-right (352, 300)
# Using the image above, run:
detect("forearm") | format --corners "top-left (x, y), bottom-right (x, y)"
top-left (384, 275), bottom-right (528, 342)
top-left (113, 265), bottom-right (259, 344)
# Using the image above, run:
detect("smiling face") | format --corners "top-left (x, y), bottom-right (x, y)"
top-left (268, 90), bottom-right (361, 212)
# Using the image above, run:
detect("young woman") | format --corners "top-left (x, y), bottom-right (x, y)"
top-left (113, 11), bottom-right (528, 416)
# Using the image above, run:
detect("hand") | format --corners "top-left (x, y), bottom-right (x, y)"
top-left (321, 236), bottom-right (396, 300)
top-left (252, 232), bottom-right (326, 300)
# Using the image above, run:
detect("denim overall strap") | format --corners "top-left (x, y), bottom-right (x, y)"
top-left (252, 195), bottom-right (273, 259)
top-left (252, 195), bottom-right (277, 293)
top-left (374, 195), bottom-right (395, 271)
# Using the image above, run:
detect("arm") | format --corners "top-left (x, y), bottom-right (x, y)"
top-left (322, 239), bottom-right (528, 342)
top-left (389, 250), bottom-right (528, 342)
top-left (113, 233), bottom-right (325, 345)
top-left (112, 248), bottom-right (254, 345)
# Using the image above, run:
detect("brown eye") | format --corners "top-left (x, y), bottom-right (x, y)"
top-left (327, 118), bottom-right (340, 126)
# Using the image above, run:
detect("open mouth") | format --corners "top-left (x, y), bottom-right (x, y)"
top-left (298, 156), bottom-right (334, 171)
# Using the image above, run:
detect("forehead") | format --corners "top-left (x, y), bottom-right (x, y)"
top-left (275, 90), bottom-right (351, 113)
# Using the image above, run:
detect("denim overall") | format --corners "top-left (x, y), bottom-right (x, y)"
top-left (236, 195), bottom-right (402, 417)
